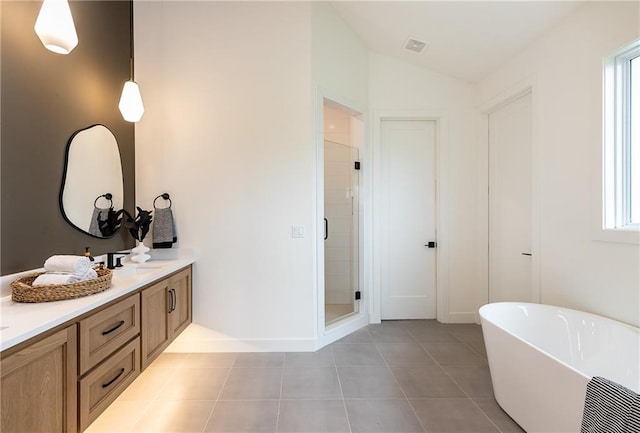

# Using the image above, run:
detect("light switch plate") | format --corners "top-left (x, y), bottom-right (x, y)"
top-left (291, 225), bottom-right (305, 238)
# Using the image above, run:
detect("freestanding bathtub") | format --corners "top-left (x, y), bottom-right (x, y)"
top-left (479, 302), bottom-right (640, 433)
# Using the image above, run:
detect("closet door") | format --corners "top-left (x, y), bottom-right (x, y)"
top-left (489, 92), bottom-right (533, 302)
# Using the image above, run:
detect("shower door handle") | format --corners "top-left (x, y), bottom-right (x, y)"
top-left (324, 218), bottom-right (328, 240)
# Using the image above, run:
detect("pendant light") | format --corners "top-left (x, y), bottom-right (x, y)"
top-left (118, 0), bottom-right (144, 123)
top-left (34, 0), bottom-right (78, 55)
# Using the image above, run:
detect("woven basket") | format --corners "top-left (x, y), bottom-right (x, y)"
top-left (11, 266), bottom-right (113, 303)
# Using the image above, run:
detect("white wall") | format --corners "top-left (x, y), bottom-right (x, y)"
top-left (479, 2), bottom-right (640, 326)
top-left (135, 2), bottom-right (317, 350)
top-left (369, 53), bottom-right (479, 322)
top-left (135, 2), bottom-right (370, 351)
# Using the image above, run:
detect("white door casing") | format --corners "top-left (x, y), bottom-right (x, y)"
top-left (380, 120), bottom-right (437, 319)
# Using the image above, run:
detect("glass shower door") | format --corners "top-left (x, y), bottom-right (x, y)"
top-left (324, 140), bottom-right (360, 325)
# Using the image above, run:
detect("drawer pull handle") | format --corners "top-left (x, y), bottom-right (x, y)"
top-left (102, 320), bottom-right (125, 336)
top-left (102, 368), bottom-right (125, 388)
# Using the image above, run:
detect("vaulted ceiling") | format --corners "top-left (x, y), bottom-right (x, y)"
top-left (329, 1), bottom-right (586, 82)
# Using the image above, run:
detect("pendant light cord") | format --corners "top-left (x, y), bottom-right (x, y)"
top-left (129, 0), bottom-right (134, 81)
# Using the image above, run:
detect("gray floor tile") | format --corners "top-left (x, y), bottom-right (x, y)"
top-left (332, 328), bottom-right (372, 344)
top-left (421, 341), bottom-right (488, 366)
top-left (391, 364), bottom-right (466, 398)
top-left (410, 398), bottom-right (500, 433)
top-left (460, 335), bottom-right (489, 359)
top-left (368, 323), bottom-right (415, 343)
top-left (285, 347), bottom-right (335, 368)
top-left (158, 367), bottom-right (230, 400)
top-left (183, 352), bottom-right (238, 368)
top-left (132, 400), bottom-right (215, 432)
top-left (204, 400), bottom-right (279, 432)
top-left (441, 364), bottom-right (494, 397)
top-left (345, 399), bottom-right (424, 432)
top-left (337, 366), bottom-right (405, 398)
top-left (93, 320), bottom-right (502, 433)
top-left (376, 342), bottom-right (436, 366)
top-left (332, 343), bottom-right (385, 366)
top-left (407, 326), bottom-right (459, 343)
top-left (234, 352), bottom-right (285, 367)
top-left (282, 367), bottom-right (341, 399)
top-left (473, 398), bottom-right (526, 433)
top-left (219, 368), bottom-right (282, 400)
top-left (277, 399), bottom-right (350, 432)
top-left (445, 324), bottom-right (484, 339)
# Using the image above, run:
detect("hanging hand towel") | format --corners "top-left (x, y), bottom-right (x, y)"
top-left (88, 207), bottom-right (109, 237)
top-left (152, 207), bottom-right (177, 248)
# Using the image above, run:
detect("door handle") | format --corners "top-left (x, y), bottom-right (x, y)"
top-left (522, 252), bottom-right (532, 256)
top-left (424, 241), bottom-right (437, 248)
top-left (168, 288), bottom-right (174, 313)
top-left (324, 218), bottom-right (328, 240)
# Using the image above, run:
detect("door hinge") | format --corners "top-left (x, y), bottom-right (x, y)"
top-left (355, 291), bottom-right (361, 300)
top-left (354, 161), bottom-right (361, 170)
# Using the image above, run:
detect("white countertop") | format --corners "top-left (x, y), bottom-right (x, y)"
top-left (0, 250), bottom-right (194, 352)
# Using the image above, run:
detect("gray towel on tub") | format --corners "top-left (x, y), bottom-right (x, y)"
top-left (152, 207), bottom-right (177, 248)
top-left (581, 376), bottom-right (640, 433)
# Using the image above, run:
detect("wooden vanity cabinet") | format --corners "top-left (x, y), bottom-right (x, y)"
top-left (1, 325), bottom-right (77, 433)
top-left (141, 267), bottom-right (192, 368)
top-left (0, 264), bottom-right (192, 433)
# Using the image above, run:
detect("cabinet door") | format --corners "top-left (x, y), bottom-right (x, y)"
top-left (169, 267), bottom-right (192, 338)
top-left (141, 279), bottom-right (171, 369)
top-left (1, 325), bottom-right (77, 433)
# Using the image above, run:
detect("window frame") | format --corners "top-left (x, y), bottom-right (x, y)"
top-left (601, 39), bottom-right (640, 242)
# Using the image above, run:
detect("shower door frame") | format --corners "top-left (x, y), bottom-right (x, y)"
top-left (315, 90), bottom-right (370, 347)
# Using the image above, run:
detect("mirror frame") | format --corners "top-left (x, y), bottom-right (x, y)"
top-left (59, 123), bottom-right (125, 239)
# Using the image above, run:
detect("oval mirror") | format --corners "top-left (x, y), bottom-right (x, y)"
top-left (60, 124), bottom-right (124, 238)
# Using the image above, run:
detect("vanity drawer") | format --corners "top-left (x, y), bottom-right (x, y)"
top-left (79, 337), bottom-right (140, 432)
top-left (78, 294), bottom-right (140, 375)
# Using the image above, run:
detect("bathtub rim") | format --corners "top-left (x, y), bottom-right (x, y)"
top-left (479, 301), bottom-right (640, 391)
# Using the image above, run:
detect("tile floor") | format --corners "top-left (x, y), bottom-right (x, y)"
top-left (86, 320), bottom-right (525, 433)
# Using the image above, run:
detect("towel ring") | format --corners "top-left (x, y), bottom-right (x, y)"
top-left (94, 193), bottom-right (113, 209)
top-left (153, 193), bottom-right (172, 209)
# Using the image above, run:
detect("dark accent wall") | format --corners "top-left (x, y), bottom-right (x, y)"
top-left (1, 1), bottom-right (135, 274)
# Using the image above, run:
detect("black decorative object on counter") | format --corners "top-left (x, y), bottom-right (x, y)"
top-left (124, 207), bottom-right (153, 242)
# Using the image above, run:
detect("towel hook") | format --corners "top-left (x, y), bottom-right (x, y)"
top-left (94, 193), bottom-right (113, 208)
top-left (153, 193), bottom-right (172, 209)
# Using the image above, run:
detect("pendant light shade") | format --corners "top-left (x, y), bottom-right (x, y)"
top-left (118, 80), bottom-right (145, 122)
top-left (34, 0), bottom-right (78, 55)
top-left (119, 0), bottom-right (144, 123)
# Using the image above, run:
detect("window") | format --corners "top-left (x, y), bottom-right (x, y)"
top-left (603, 39), bottom-right (640, 234)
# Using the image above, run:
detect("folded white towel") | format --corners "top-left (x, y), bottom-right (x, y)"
top-left (68, 268), bottom-right (98, 283)
top-left (32, 268), bottom-right (98, 286)
top-left (33, 273), bottom-right (75, 286)
top-left (44, 255), bottom-right (91, 275)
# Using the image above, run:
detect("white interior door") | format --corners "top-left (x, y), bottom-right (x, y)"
top-left (489, 92), bottom-right (533, 302)
top-left (380, 120), bottom-right (437, 319)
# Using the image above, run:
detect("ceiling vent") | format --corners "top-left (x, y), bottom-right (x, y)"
top-left (404, 38), bottom-right (428, 54)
